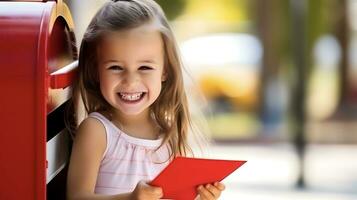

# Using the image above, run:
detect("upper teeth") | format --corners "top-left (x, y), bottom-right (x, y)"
top-left (119, 92), bottom-right (143, 101)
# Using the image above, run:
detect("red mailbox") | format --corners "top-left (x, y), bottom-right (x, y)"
top-left (0, 0), bottom-right (77, 199)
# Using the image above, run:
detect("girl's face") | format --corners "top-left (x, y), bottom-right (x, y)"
top-left (97, 25), bottom-right (166, 117)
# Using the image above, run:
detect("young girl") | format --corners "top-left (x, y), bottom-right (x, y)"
top-left (66, 0), bottom-right (225, 199)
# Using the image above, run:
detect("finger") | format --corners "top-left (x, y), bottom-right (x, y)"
top-left (206, 184), bottom-right (221, 198)
top-left (138, 180), bottom-right (147, 188)
top-left (197, 185), bottom-right (214, 200)
top-left (145, 185), bottom-right (163, 197)
top-left (151, 186), bottom-right (163, 197)
top-left (214, 182), bottom-right (226, 191)
top-left (139, 181), bottom-right (163, 197)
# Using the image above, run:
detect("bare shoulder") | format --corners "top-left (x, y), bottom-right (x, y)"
top-left (73, 116), bottom-right (107, 157)
top-left (77, 116), bottom-right (104, 134)
top-left (72, 116), bottom-right (108, 158)
top-left (67, 117), bottom-right (107, 196)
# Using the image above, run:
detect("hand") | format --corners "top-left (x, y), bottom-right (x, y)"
top-left (130, 180), bottom-right (163, 200)
top-left (197, 182), bottom-right (225, 200)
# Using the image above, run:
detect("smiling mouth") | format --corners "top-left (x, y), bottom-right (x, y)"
top-left (117, 92), bottom-right (146, 102)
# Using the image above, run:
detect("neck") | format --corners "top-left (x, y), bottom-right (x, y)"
top-left (113, 109), bottom-right (151, 126)
top-left (112, 109), bottom-right (160, 140)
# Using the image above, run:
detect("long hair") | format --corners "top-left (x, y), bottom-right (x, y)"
top-left (66, 0), bottom-right (195, 158)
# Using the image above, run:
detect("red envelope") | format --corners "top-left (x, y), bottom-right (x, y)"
top-left (150, 156), bottom-right (246, 200)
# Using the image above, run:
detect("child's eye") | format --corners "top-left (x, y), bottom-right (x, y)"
top-left (108, 65), bottom-right (123, 70)
top-left (139, 66), bottom-right (153, 70)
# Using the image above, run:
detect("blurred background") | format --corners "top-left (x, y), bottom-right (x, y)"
top-left (65, 0), bottom-right (357, 199)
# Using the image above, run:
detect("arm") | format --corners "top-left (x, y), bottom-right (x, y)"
top-left (67, 117), bottom-right (128, 200)
top-left (68, 193), bottom-right (131, 200)
top-left (66, 117), bottom-right (163, 200)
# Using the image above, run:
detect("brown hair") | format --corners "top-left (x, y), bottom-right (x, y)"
top-left (66, 0), bottom-right (194, 158)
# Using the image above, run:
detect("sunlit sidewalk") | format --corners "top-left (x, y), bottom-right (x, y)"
top-left (207, 143), bottom-right (357, 200)
top-left (221, 186), bottom-right (357, 200)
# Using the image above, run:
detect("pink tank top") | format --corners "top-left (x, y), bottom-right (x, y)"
top-left (89, 112), bottom-right (170, 195)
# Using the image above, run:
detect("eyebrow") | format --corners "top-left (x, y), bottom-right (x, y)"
top-left (102, 59), bottom-right (158, 65)
top-left (102, 59), bottom-right (121, 65)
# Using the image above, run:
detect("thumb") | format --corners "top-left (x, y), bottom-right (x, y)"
top-left (143, 181), bottom-right (163, 197)
top-left (151, 186), bottom-right (163, 197)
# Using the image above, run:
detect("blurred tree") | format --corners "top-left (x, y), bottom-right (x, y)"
top-left (290, 0), bottom-right (308, 188)
top-left (333, 0), bottom-right (349, 109)
top-left (155, 0), bottom-right (186, 20)
top-left (255, 0), bottom-right (290, 130)
top-left (289, 0), bottom-right (346, 187)
top-left (307, 0), bottom-right (348, 111)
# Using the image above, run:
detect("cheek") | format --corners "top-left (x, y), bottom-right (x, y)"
top-left (145, 74), bottom-right (162, 97)
top-left (155, 79), bottom-right (163, 98)
top-left (155, 80), bottom-right (162, 92)
top-left (99, 73), bottom-right (116, 94)
top-left (99, 79), bottom-right (109, 98)
top-left (152, 73), bottom-right (164, 89)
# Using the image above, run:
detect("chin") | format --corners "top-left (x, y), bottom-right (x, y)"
top-left (117, 107), bottom-right (148, 116)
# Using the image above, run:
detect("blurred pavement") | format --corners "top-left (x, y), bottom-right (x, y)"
top-left (207, 143), bottom-right (357, 200)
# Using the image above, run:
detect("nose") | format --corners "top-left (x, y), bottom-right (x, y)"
top-left (122, 71), bottom-right (139, 88)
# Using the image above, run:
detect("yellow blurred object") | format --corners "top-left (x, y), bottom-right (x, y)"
top-left (181, 0), bottom-right (248, 23)
top-left (199, 68), bottom-right (258, 111)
